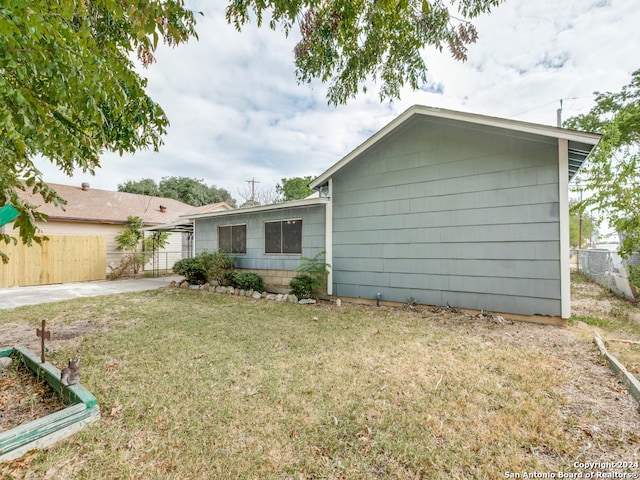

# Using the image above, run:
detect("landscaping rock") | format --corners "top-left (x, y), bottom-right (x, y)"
top-left (266, 294), bottom-right (277, 301)
top-left (0, 357), bottom-right (12, 370)
top-left (261, 292), bottom-right (267, 298)
top-left (276, 294), bottom-right (284, 302)
top-left (228, 287), bottom-right (235, 295)
top-left (169, 281), bottom-right (176, 288)
top-left (335, 298), bottom-right (342, 307)
top-left (239, 289), bottom-right (245, 297)
top-left (252, 291), bottom-right (262, 299)
top-left (299, 298), bottom-right (316, 305)
top-left (286, 294), bottom-right (298, 304)
top-left (215, 286), bottom-right (227, 294)
top-left (246, 289), bottom-right (254, 297)
top-left (180, 281), bottom-right (190, 288)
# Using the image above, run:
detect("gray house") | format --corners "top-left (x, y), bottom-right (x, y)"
top-left (187, 106), bottom-right (600, 324)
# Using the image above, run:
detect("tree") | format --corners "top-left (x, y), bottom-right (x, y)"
top-left (113, 216), bottom-right (169, 276)
top-left (118, 178), bottom-right (161, 197)
top-left (117, 177), bottom-right (237, 207)
top-left (1, 0), bottom-right (197, 262)
top-left (3, 0), bottom-right (499, 262)
top-left (226, 0), bottom-right (501, 105)
top-left (565, 69), bottom-right (640, 257)
top-left (569, 200), bottom-right (595, 248)
top-left (276, 176), bottom-right (315, 201)
top-left (158, 176), bottom-right (236, 207)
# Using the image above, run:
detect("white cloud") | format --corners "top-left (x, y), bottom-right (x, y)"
top-left (34, 0), bottom-right (640, 204)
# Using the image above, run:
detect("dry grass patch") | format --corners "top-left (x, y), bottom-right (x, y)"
top-left (570, 272), bottom-right (640, 376)
top-left (0, 286), bottom-right (638, 479)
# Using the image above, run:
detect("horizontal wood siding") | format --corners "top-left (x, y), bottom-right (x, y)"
top-left (0, 236), bottom-right (106, 287)
top-left (331, 117), bottom-right (562, 316)
top-left (194, 205), bottom-right (326, 272)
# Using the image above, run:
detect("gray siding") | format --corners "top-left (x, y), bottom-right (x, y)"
top-left (331, 116), bottom-right (562, 316)
top-left (194, 205), bottom-right (325, 271)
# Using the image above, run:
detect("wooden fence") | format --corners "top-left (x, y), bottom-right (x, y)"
top-left (0, 236), bottom-right (106, 288)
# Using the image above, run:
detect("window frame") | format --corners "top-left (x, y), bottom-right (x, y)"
top-left (218, 223), bottom-right (247, 254)
top-left (264, 218), bottom-right (303, 255)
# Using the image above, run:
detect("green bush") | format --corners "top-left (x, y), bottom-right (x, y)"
top-left (203, 250), bottom-right (236, 286)
top-left (289, 274), bottom-right (316, 300)
top-left (173, 257), bottom-right (208, 285)
top-left (173, 250), bottom-right (236, 286)
top-left (290, 251), bottom-right (331, 299)
top-left (230, 272), bottom-right (265, 292)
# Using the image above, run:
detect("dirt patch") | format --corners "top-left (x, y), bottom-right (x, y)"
top-left (0, 319), bottom-right (109, 354)
top-left (319, 294), bottom-right (640, 463)
top-left (0, 360), bottom-right (66, 431)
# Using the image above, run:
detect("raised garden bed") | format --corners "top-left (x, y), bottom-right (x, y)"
top-left (0, 346), bottom-right (100, 462)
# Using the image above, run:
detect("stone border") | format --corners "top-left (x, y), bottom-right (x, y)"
top-left (593, 331), bottom-right (640, 409)
top-left (0, 346), bottom-right (100, 462)
top-left (171, 280), bottom-right (320, 305)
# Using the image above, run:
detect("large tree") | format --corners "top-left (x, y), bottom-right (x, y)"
top-left (565, 69), bottom-right (640, 257)
top-left (158, 176), bottom-right (236, 207)
top-left (118, 177), bottom-right (237, 207)
top-left (0, 0), bottom-right (197, 262)
top-left (276, 176), bottom-right (315, 201)
top-left (227, 0), bottom-right (502, 105)
top-left (2, 0), bottom-right (501, 262)
top-left (117, 178), bottom-right (161, 197)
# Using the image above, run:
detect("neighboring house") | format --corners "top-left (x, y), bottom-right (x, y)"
top-left (184, 105), bottom-right (601, 324)
top-left (9, 182), bottom-right (233, 274)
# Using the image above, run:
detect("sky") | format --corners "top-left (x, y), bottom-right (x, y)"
top-left (35, 0), bottom-right (640, 205)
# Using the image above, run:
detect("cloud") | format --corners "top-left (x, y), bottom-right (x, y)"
top-left (33, 0), bottom-right (640, 205)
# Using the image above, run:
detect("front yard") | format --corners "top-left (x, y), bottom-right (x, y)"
top-left (0, 277), bottom-right (639, 479)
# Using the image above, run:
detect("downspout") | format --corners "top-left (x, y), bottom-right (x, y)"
top-left (558, 138), bottom-right (570, 319)
top-left (325, 179), bottom-right (333, 295)
top-left (191, 220), bottom-right (196, 258)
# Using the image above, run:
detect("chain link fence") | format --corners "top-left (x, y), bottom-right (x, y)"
top-left (571, 249), bottom-right (640, 300)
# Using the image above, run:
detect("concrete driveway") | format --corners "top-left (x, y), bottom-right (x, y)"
top-left (0, 276), bottom-right (183, 310)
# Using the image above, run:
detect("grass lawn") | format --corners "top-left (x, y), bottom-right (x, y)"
top-left (1, 281), bottom-right (639, 479)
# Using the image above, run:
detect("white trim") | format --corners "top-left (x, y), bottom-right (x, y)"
top-left (182, 197), bottom-right (328, 220)
top-left (264, 218), bottom-right (303, 255)
top-left (558, 138), bottom-right (571, 319)
top-left (325, 179), bottom-right (333, 295)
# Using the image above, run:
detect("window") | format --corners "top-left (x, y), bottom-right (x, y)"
top-left (265, 219), bottom-right (302, 254)
top-left (218, 224), bottom-right (246, 254)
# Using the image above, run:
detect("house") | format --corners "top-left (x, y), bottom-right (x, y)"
top-left (184, 106), bottom-right (600, 324)
top-left (8, 182), bottom-right (233, 274)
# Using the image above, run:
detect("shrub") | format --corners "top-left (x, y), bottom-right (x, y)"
top-left (289, 274), bottom-right (316, 300)
top-left (173, 250), bottom-right (236, 286)
top-left (201, 250), bottom-right (236, 286)
top-left (230, 272), bottom-right (265, 292)
top-left (173, 257), bottom-right (208, 285)
top-left (290, 251), bottom-right (331, 299)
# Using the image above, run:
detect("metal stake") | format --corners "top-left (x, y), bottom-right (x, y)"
top-left (36, 319), bottom-right (51, 363)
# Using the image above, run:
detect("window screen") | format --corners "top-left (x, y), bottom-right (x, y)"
top-left (265, 219), bottom-right (302, 254)
top-left (218, 224), bottom-right (246, 254)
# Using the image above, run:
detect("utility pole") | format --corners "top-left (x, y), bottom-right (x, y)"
top-left (246, 177), bottom-right (260, 203)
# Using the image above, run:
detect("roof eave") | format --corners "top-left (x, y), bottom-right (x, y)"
top-left (182, 197), bottom-right (328, 220)
top-left (310, 105), bottom-right (602, 190)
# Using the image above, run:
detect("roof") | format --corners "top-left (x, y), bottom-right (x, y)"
top-left (310, 105), bottom-right (601, 189)
top-left (17, 183), bottom-right (226, 225)
top-left (183, 196), bottom-right (329, 220)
